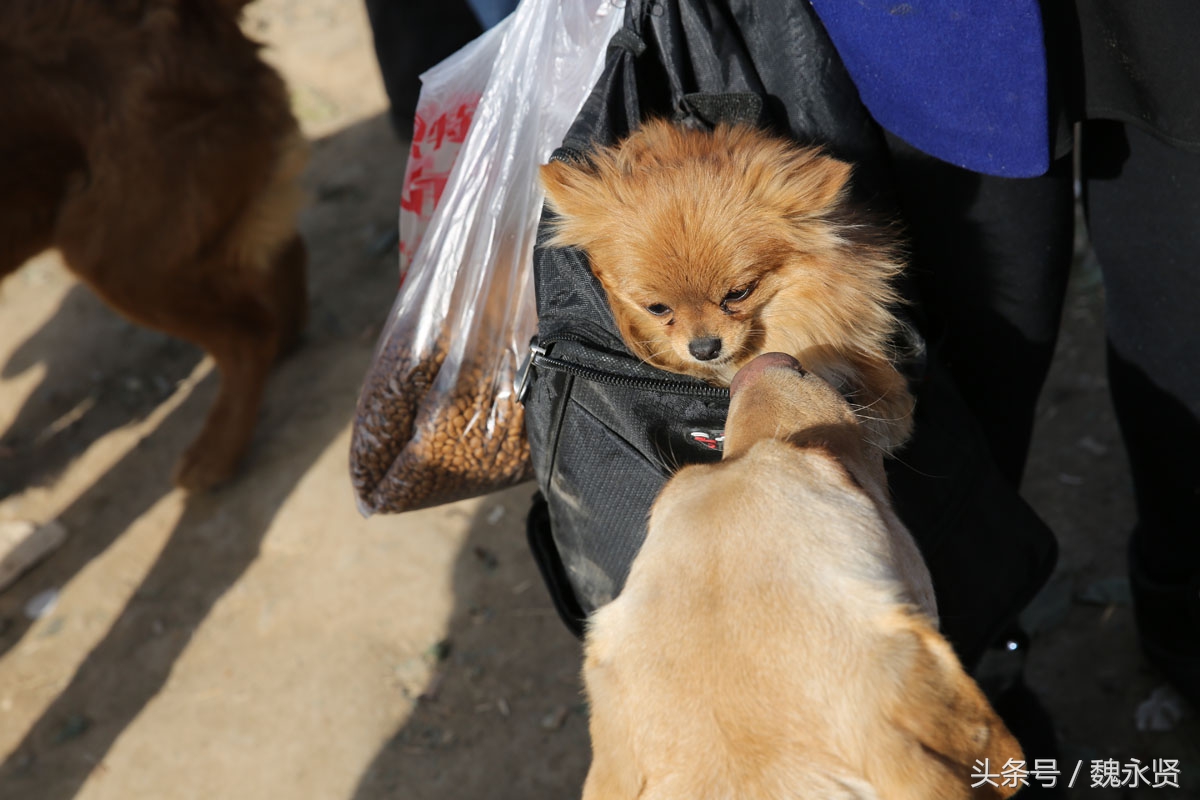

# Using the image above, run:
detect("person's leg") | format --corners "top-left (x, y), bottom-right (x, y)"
top-left (884, 136), bottom-right (1075, 796)
top-left (885, 133), bottom-right (1077, 486)
top-left (882, 135), bottom-right (1075, 663)
top-left (363, 0), bottom-right (482, 139)
top-left (1083, 121), bottom-right (1200, 701)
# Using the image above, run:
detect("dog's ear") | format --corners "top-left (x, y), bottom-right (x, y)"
top-left (892, 616), bottom-right (1024, 800)
top-left (776, 150), bottom-right (853, 217)
top-left (540, 160), bottom-right (601, 222)
top-left (539, 159), bottom-right (616, 253)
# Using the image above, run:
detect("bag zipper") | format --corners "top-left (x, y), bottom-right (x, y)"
top-left (550, 146), bottom-right (587, 166)
top-left (517, 338), bottom-right (730, 401)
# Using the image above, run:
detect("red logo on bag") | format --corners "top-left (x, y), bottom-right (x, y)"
top-left (399, 96), bottom-right (481, 281)
top-left (400, 102), bottom-right (476, 214)
top-left (688, 430), bottom-right (725, 451)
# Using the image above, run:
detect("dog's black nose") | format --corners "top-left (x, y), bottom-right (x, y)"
top-left (688, 336), bottom-right (723, 361)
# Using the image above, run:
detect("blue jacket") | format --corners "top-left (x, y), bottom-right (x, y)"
top-left (809, 1), bottom-right (1200, 177)
top-left (809, 0), bottom-right (1051, 177)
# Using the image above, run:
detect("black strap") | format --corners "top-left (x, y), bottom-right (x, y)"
top-left (525, 492), bottom-right (587, 639)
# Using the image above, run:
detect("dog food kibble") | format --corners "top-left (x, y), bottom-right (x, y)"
top-left (350, 339), bottom-right (532, 514)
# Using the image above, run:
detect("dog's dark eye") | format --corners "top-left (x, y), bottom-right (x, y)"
top-left (723, 285), bottom-right (754, 304)
top-left (646, 303), bottom-right (671, 317)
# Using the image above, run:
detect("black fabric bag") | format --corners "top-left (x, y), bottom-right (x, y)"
top-left (520, 0), bottom-right (1057, 668)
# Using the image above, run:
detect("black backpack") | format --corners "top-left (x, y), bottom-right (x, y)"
top-left (520, 0), bottom-right (1056, 669)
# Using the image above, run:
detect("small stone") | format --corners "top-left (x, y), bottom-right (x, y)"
top-left (540, 705), bottom-right (569, 731)
top-left (1136, 685), bottom-right (1188, 732)
top-left (24, 588), bottom-right (60, 620)
top-left (54, 713), bottom-right (91, 744)
top-left (370, 227), bottom-right (400, 257)
top-left (427, 639), bottom-right (452, 663)
top-left (39, 617), bottom-right (64, 639)
top-left (0, 520), bottom-right (68, 592)
top-left (472, 546), bottom-right (499, 571)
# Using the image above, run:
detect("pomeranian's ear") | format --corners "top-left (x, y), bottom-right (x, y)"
top-left (540, 160), bottom-right (602, 221)
top-left (540, 159), bottom-right (617, 251)
top-left (891, 616), bottom-right (1024, 799)
top-left (777, 150), bottom-right (853, 217)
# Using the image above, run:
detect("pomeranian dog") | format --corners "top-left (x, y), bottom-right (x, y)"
top-left (581, 353), bottom-right (1021, 800)
top-left (540, 120), bottom-right (913, 451)
top-left (0, 0), bottom-right (308, 490)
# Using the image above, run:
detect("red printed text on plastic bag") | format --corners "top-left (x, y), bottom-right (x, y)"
top-left (399, 97), bottom-right (480, 280)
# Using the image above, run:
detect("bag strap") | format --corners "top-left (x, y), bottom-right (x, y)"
top-left (526, 492), bottom-right (587, 638)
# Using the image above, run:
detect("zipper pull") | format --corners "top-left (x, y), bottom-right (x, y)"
top-left (516, 342), bottom-right (547, 404)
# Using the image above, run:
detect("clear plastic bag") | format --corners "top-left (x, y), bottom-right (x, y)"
top-left (396, 18), bottom-right (509, 279)
top-left (351, 0), bottom-right (624, 515)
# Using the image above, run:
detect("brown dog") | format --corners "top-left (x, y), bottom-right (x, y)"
top-left (541, 120), bottom-right (913, 453)
top-left (0, 0), bottom-right (308, 489)
top-left (581, 353), bottom-right (1022, 800)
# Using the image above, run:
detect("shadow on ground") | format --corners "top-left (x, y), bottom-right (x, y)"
top-left (0, 112), bottom-right (410, 798)
top-left (0, 285), bottom-right (200, 501)
top-left (351, 485), bottom-right (589, 800)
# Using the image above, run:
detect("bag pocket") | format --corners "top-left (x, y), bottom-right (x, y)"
top-left (521, 338), bottom-right (729, 613)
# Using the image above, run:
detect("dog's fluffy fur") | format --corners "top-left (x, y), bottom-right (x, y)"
top-left (541, 120), bottom-right (913, 451)
top-left (0, 0), bottom-right (308, 489)
top-left (582, 353), bottom-right (1022, 800)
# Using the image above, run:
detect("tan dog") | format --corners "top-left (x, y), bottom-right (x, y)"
top-left (581, 353), bottom-right (1022, 800)
top-left (541, 120), bottom-right (913, 453)
top-left (0, 0), bottom-right (308, 489)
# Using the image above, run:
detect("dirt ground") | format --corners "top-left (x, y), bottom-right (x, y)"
top-left (0, 2), bottom-right (1197, 798)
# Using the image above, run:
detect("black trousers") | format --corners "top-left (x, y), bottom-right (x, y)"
top-left (888, 121), bottom-right (1200, 585)
top-left (363, 0), bottom-right (481, 138)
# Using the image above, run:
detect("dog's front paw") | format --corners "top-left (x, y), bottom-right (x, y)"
top-left (172, 442), bottom-right (241, 491)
